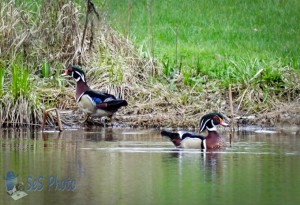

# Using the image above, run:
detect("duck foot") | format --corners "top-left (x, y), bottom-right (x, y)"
top-left (99, 116), bottom-right (113, 127)
top-left (79, 114), bottom-right (89, 123)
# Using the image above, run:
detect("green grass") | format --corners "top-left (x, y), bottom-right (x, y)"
top-left (103, 0), bottom-right (300, 80)
top-left (0, 62), bottom-right (4, 96)
top-left (11, 63), bottom-right (30, 98)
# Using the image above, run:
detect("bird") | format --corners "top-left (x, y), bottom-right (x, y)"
top-left (62, 65), bottom-right (128, 124)
top-left (161, 113), bottom-right (229, 149)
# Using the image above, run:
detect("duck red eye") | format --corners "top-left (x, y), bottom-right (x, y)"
top-left (213, 116), bottom-right (219, 120)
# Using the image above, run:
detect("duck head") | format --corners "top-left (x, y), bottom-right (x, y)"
top-left (62, 65), bottom-right (86, 83)
top-left (199, 113), bottom-right (229, 132)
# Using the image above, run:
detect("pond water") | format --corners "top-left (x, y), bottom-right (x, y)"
top-left (1, 127), bottom-right (300, 205)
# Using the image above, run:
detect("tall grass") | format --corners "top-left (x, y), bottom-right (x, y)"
top-left (0, 0), bottom-right (79, 127)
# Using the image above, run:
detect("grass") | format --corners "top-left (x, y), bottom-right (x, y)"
top-left (104, 0), bottom-right (300, 79)
top-left (11, 63), bottom-right (30, 98)
top-left (0, 65), bottom-right (4, 96)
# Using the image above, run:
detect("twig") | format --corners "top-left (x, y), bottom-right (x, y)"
top-left (42, 108), bottom-right (63, 132)
top-left (229, 84), bottom-right (235, 130)
top-left (81, 0), bottom-right (100, 51)
top-left (238, 87), bottom-right (248, 110)
top-left (249, 68), bottom-right (264, 82)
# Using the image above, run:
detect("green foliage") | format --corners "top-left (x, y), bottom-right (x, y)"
top-left (261, 67), bottom-right (283, 87)
top-left (0, 66), bottom-right (4, 95)
top-left (108, 64), bottom-right (124, 85)
top-left (42, 61), bottom-right (50, 78)
top-left (10, 63), bottom-right (30, 99)
top-left (162, 56), bottom-right (175, 77)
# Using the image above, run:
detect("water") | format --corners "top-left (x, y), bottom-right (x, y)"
top-left (1, 128), bottom-right (300, 205)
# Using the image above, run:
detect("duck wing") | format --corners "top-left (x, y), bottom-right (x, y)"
top-left (84, 90), bottom-right (128, 109)
top-left (84, 90), bottom-right (116, 102)
top-left (161, 130), bottom-right (180, 140)
top-left (181, 132), bottom-right (205, 140)
top-left (161, 130), bottom-right (205, 140)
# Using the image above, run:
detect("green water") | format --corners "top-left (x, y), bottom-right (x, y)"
top-left (1, 128), bottom-right (300, 205)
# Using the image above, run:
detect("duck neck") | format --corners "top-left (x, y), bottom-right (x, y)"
top-left (76, 80), bottom-right (89, 101)
top-left (206, 130), bottom-right (220, 139)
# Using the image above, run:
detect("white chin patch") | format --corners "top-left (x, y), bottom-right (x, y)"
top-left (74, 71), bottom-right (85, 82)
top-left (207, 126), bottom-right (217, 131)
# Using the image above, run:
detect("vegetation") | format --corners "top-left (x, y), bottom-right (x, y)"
top-left (0, 0), bottom-right (299, 128)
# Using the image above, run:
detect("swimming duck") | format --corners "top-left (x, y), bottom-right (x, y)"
top-left (62, 65), bottom-right (128, 123)
top-left (161, 113), bottom-right (229, 149)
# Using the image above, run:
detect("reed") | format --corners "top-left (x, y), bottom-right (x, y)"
top-left (0, 66), bottom-right (4, 96)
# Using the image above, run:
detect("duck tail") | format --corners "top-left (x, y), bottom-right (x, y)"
top-left (106, 100), bottom-right (128, 108)
top-left (161, 130), bottom-right (182, 147)
top-left (161, 130), bottom-right (180, 140)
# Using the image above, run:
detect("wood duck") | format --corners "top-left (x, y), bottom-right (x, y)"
top-left (62, 65), bottom-right (128, 123)
top-left (161, 113), bottom-right (229, 149)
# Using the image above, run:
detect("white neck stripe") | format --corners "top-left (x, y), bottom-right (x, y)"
top-left (76, 92), bottom-right (85, 103)
top-left (207, 126), bottom-right (217, 131)
top-left (211, 119), bottom-right (215, 127)
top-left (200, 119), bottom-right (210, 132)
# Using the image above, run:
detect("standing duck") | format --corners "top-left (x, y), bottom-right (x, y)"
top-left (161, 113), bottom-right (229, 149)
top-left (62, 65), bottom-right (128, 123)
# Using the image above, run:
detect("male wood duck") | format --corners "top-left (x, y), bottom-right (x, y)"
top-left (62, 65), bottom-right (128, 122)
top-left (161, 113), bottom-right (229, 149)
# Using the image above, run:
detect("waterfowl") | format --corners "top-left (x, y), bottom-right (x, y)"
top-left (161, 113), bottom-right (229, 149)
top-left (62, 65), bottom-right (128, 123)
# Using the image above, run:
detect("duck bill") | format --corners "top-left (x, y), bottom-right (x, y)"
top-left (220, 119), bottom-right (229, 127)
top-left (61, 69), bottom-right (68, 76)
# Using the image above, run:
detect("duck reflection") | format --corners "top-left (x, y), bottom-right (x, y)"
top-left (84, 128), bottom-right (114, 141)
top-left (164, 150), bottom-right (225, 183)
top-left (199, 152), bottom-right (224, 183)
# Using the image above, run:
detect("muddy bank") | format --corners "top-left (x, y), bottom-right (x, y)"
top-left (47, 99), bottom-right (300, 131)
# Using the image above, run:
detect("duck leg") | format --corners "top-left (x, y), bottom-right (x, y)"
top-left (108, 115), bottom-right (113, 126)
top-left (100, 117), bottom-right (107, 127)
top-left (99, 116), bottom-right (113, 127)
